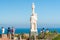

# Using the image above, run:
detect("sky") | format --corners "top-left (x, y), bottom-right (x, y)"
top-left (0, 0), bottom-right (60, 28)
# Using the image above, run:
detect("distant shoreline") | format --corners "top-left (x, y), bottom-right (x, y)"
top-left (0, 28), bottom-right (60, 34)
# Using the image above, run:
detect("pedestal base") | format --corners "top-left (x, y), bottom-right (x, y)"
top-left (29, 32), bottom-right (38, 40)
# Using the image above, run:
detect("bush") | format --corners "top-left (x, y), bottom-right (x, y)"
top-left (52, 34), bottom-right (60, 40)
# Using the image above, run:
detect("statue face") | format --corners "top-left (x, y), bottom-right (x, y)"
top-left (32, 14), bottom-right (34, 16)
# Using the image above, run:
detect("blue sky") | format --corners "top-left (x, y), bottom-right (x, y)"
top-left (0, 0), bottom-right (60, 28)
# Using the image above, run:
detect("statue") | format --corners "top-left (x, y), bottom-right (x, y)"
top-left (30, 3), bottom-right (38, 40)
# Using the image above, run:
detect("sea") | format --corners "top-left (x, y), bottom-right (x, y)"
top-left (0, 28), bottom-right (60, 34)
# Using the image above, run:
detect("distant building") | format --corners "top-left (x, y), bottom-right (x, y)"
top-left (30, 3), bottom-right (38, 40)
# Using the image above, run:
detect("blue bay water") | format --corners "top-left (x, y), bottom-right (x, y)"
top-left (15, 28), bottom-right (60, 34)
top-left (0, 28), bottom-right (60, 34)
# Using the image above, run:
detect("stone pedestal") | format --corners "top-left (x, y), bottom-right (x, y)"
top-left (29, 32), bottom-right (37, 40)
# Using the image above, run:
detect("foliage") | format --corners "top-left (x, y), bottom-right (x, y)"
top-left (38, 32), bottom-right (45, 39)
top-left (52, 34), bottom-right (60, 40)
